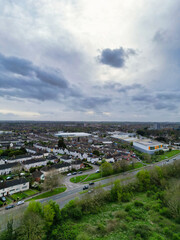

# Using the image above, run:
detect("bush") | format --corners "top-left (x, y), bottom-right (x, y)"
top-left (97, 222), bottom-right (106, 233)
top-left (134, 200), bottom-right (144, 207)
top-left (173, 233), bottom-right (180, 240)
top-left (129, 208), bottom-right (146, 220)
top-left (119, 222), bottom-right (128, 231)
top-left (163, 227), bottom-right (173, 237)
top-left (125, 204), bottom-right (133, 212)
top-left (113, 210), bottom-right (128, 219)
top-left (160, 207), bottom-right (171, 218)
top-left (76, 232), bottom-right (90, 240)
top-left (125, 216), bottom-right (133, 222)
top-left (147, 191), bottom-right (154, 197)
top-left (106, 219), bottom-right (118, 233)
top-left (133, 224), bottom-right (152, 240)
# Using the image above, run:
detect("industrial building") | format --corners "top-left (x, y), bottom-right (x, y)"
top-left (54, 132), bottom-right (91, 138)
top-left (133, 139), bottom-right (164, 154)
top-left (111, 132), bottom-right (164, 154)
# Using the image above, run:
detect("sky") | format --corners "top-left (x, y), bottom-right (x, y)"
top-left (0, 0), bottom-right (179, 121)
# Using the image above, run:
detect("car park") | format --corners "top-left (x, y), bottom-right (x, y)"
top-left (67, 173), bottom-right (72, 176)
top-left (5, 205), bottom-right (14, 210)
top-left (89, 182), bottom-right (94, 185)
top-left (83, 186), bottom-right (89, 190)
top-left (1, 196), bottom-right (6, 202)
top-left (16, 200), bottom-right (24, 206)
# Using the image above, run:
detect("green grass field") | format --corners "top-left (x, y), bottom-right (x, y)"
top-left (82, 173), bottom-right (101, 182)
top-left (70, 175), bottom-right (88, 183)
top-left (156, 150), bottom-right (180, 161)
top-left (70, 192), bottom-right (180, 240)
top-left (27, 187), bottom-right (66, 201)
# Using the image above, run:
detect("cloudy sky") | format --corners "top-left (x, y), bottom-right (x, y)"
top-left (0, 0), bottom-right (179, 121)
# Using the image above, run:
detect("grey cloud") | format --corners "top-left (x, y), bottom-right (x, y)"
top-left (0, 53), bottom-right (112, 111)
top-left (0, 53), bottom-right (81, 102)
top-left (132, 92), bottom-right (178, 111)
top-left (154, 102), bottom-right (176, 111)
top-left (97, 47), bottom-right (136, 68)
top-left (102, 82), bottom-right (143, 92)
top-left (153, 30), bottom-right (167, 43)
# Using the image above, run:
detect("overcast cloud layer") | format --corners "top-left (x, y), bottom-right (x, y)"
top-left (0, 0), bottom-right (179, 121)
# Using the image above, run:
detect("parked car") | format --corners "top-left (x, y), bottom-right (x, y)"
top-left (1, 196), bottom-right (6, 202)
top-left (67, 173), bottom-right (72, 176)
top-left (89, 182), bottom-right (95, 185)
top-left (6, 176), bottom-right (13, 180)
top-left (83, 186), bottom-right (89, 190)
top-left (96, 170), bottom-right (100, 173)
top-left (72, 172), bottom-right (77, 175)
top-left (5, 205), bottom-right (14, 210)
top-left (78, 171), bottom-right (83, 174)
top-left (16, 201), bottom-right (24, 206)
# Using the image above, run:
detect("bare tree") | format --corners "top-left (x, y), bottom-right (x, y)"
top-left (12, 163), bottom-right (22, 175)
top-left (43, 169), bottom-right (63, 191)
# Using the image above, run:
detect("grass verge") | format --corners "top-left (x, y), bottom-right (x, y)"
top-left (27, 187), bottom-right (66, 201)
top-left (70, 175), bottom-right (88, 183)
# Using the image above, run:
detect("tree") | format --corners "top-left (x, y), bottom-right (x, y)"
top-left (137, 170), bottom-right (151, 191)
top-left (58, 138), bottom-right (66, 149)
top-left (12, 163), bottom-right (22, 175)
top-left (43, 170), bottom-right (63, 191)
top-left (142, 153), bottom-right (152, 163)
top-left (93, 150), bottom-right (100, 156)
top-left (119, 159), bottom-right (128, 172)
top-left (100, 162), bottom-right (113, 177)
top-left (17, 212), bottom-right (45, 240)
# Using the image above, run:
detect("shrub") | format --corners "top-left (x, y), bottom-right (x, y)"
top-left (106, 219), bottom-right (118, 233)
top-left (129, 208), bottom-right (146, 220)
top-left (76, 232), bottom-right (90, 240)
top-left (125, 204), bottom-right (133, 212)
top-left (133, 224), bottom-right (152, 240)
top-left (173, 233), bottom-right (180, 240)
top-left (134, 200), bottom-right (144, 207)
top-left (147, 190), bottom-right (154, 197)
top-left (119, 222), bottom-right (128, 231)
top-left (125, 216), bottom-right (133, 222)
top-left (163, 227), bottom-right (173, 237)
top-left (121, 192), bottom-right (132, 202)
top-left (113, 210), bottom-right (128, 219)
top-left (160, 207), bottom-right (171, 218)
top-left (97, 222), bottom-right (106, 233)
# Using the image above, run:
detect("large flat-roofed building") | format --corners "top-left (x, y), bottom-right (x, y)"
top-left (54, 132), bottom-right (91, 138)
top-left (133, 139), bottom-right (164, 154)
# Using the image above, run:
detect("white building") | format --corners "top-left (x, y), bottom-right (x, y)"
top-left (0, 162), bottom-right (22, 175)
top-left (0, 178), bottom-right (29, 197)
top-left (54, 132), bottom-right (91, 138)
top-left (133, 139), bottom-right (164, 154)
top-left (22, 158), bottom-right (48, 170)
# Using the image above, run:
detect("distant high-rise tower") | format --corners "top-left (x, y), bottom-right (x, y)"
top-left (154, 123), bottom-right (160, 130)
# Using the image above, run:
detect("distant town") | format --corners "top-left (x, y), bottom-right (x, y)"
top-left (0, 121), bottom-right (179, 207)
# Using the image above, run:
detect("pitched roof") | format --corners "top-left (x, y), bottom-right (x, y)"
top-left (0, 162), bottom-right (20, 170)
top-left (0, 178), bottom-right (28, 190)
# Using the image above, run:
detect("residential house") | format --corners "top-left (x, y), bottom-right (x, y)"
top-left (0, 178), bottom-right (29, 197)
top-left (0, 162), bottom-right (22, 175)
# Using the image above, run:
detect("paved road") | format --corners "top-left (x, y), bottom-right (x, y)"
top-left (0, 155), bottom-right (179, 231)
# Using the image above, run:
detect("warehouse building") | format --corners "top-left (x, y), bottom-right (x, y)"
top-left (133, 139), bottom-right (164, 154)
